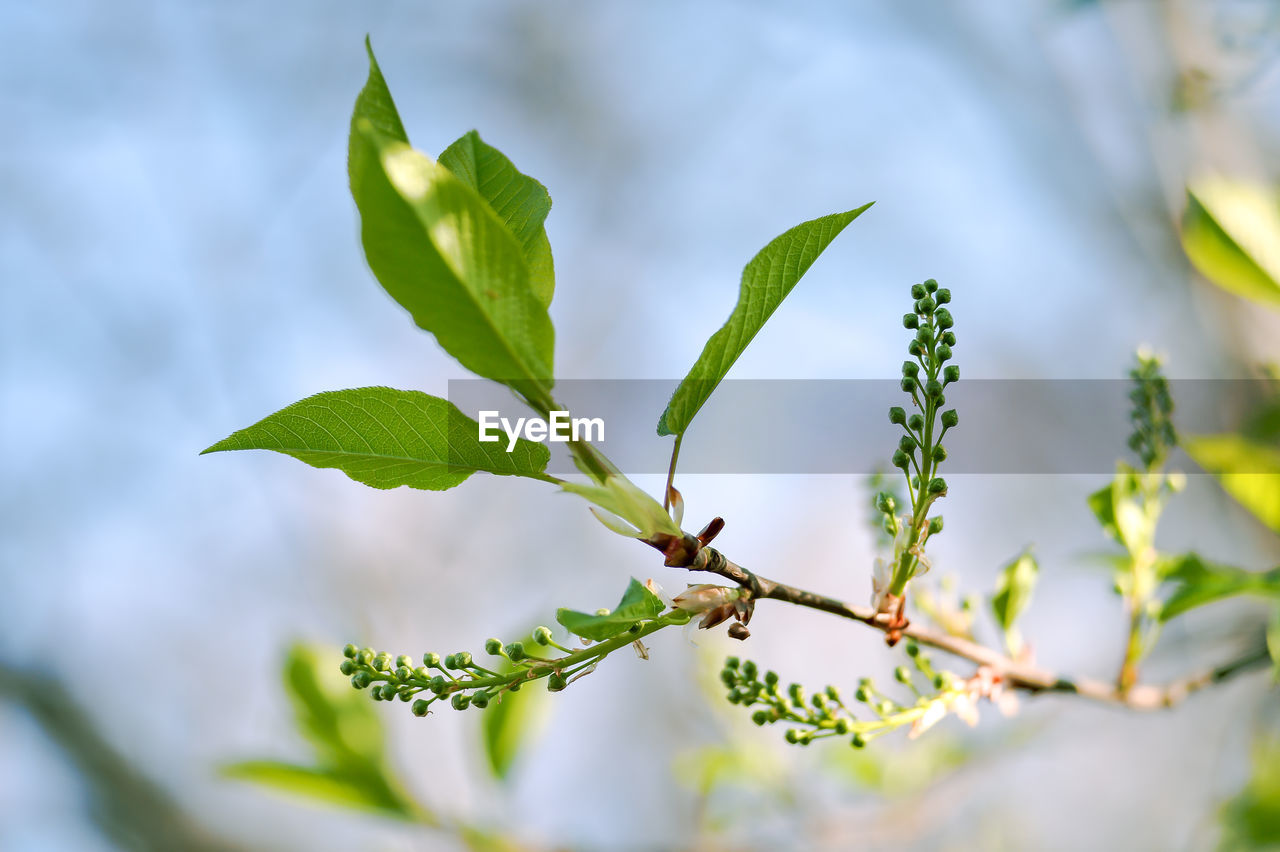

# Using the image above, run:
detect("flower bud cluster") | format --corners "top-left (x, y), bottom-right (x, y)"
top-left (718, 641), bottom-right (961, 748)
top-left (1127, 351), bottom-right (1176, 471)
top-left (878, 279), bottom-right (959, 606)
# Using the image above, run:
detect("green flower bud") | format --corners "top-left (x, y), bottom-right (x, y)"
top-left (875, 492), bottom-right (895, 514)
top-left (935, 288), bottom-right (951, 304)
top-left (412, 698), bottom-right (430, 717)
top-left (876, 700), bottom-right (894, 715)
top-left (943, 365), bottom-right (959, 385)
top-left (395, 654), bottom-right (412, 669)
top-left (741, 660), bottom-right (758, 681)
top-left (941, 330), bottom-right (956, 346)
top-left (470, 691), bottom-right (490, 709)
top-left (342, 644), bottom-right (359, 660)
top-left (888, 406), bottom-right (907, 425)
top-left (764, 670), bottom-right (780, 687)
top-left (443, 654), bottom-right (457, 669)
top-left (901, 361), bottom-right (919, 378)
top-left (504, 642), bottom-right (526, 662)
top-left (894, 666), bottom-right (911, 684)
top-left (903, 313), bottom-right (919, 329)
top-left (429, 676), bottom-right (447, 694)
top-left (911, 283), bottom-right (926, 299)
top-left (788, 683), bottom-right (805, 705)
top-left (358, 648), bottom-right (374, 666)
top-left (351, 671), bottom-right (373, 690)
top-left (380, 684), bottom-right (399, 701)
top-left (484, 638), bottom-right (503, 656)
top-left (891, 449), bottom-right (910, 470)
top-left (907, 340), bottom-right (925, 357)
top-left (547, 672), bottom-right (568, 692)
top-left (916, 296), bottom-right (936, 314)
top-left (898, 435), bottom-right (917, 454)
top-left (851, 732), bottom-right (867, 748)
top-left (339, 659), bottom-right (356, 676)
top-left (413, 666), bottom-right (430, 680)
top-left (916, 325), bottom-right (934, 344)
top-left (941, 409), bottom-right (958, 429)
top-left (925, 379), bottom-right (943, 399)
top-left (935, 308), bottom-right (953, 329)
top-left (924, 278), bottom-right (939, 293)
top-left (927, 477), bottom-right (947, 494)
top-left (533, 626), bottom-right (553, 646)
top-left (423, 652), bottom-right (440, 667)
top-left (724, 656), bottom-right (740, 669)
top-left (720, 669), bottom-right (737, 688)
top-left (855, 687), bottom-right (871, 703)
top-left (907, 413), bottom-right (924, 432)
top-left (928, 516), bottom-right (944, 535)
top-left (398, 688), bottom-right (413, 702)
top-left (901, 376), bottom-right (917, 393)
top-left (785, 728), bottom-right (802, 744)
top-left (931, 445), bottom-right (947, 463)
top-left (451, 693), bottom-right (470, 710)
top-left (373, 653), bottom-right (392, 672)
top-left (394, 666), bottom-right (411, 681)
top-left (752, 710), bottom-right (770, 726)
top-left (932, 673), bottom-right (947, 689)
top-left (371, 689), bottom-right (384, 701)
top-left (935, 344), bottom-right (952, 362)
top-left (835, 718), bottom-right (851, 735)
top-left (905, 639), bottom-right (920, 657)
top-left (453, 652), bottom-right (472, 669)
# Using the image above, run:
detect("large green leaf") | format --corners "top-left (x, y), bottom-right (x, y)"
top-left (1185, 433), bottom-right (1280, 533)
top-left (439, 130), bottom-right (555, 308)
top-left (556, 577), bottom-right (665, 641)
top-left (202, 388), bottom-right (552, 491)
top-left (220, 761), bottom-right (413, 818)
top-left (1157, 554), bottom-right (1280, 621)
top-left (480, 633), bottom-right (551, 782)
top-left (349, 45), bottom-right (555, 408)
top-left (1181, 180), bottom-right (1280, 307)
top-left (656, 204), bottom-right (873, 437)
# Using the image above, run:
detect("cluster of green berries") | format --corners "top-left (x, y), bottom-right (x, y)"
top-left (886, 279), bottom-right (958, 516)
top-left (339, 626), bottom-right (572, 717)
top-left (718, 640), bottom-right (953, 748)
top-left (1127, 352), bottom-right (1176, 471)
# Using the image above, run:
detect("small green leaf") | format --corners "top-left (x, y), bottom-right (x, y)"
top-left (439, 130), bottom-right (555, 308)
top-left (557, 577), bottom-right (664, 641)
top-left (219, 761), bottom-right (413, 818)
top-left (657, 204), bottom-right (873, 437)
top-left (991, 550), bottom-right (1038, 653)
top-left (1185, 433), bottom-right (1280, 533)
top-left (561, 475), bottom-right (681, 539)
top-left (1157, 554), bottom-right (1280, 621)
top-left (1181, 180), bottom-right (1280, 307)
top-left (203, 388), bottom-right (552, 491)
top-left (282, 644), bottom-right (384, 766)
top-left (480, 634), bottom-right (551, 782)
top-left (1088, 464), bottom-right (1152, 554)
top-left (349, 46), bottom-right (555, 407)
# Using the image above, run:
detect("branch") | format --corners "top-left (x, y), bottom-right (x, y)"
top-left (681, 546), bottom-right (1271, 711)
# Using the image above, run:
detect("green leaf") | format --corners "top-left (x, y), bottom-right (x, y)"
top-left (560, 474), bottom-right (681, 540)
top-left (1185, 433), bottom-right (1280, 533)
top-left (349, 45), bottom-right (555, 407)
top-left (657, 204), bottom-right (873, 437)
top-left (991, 550), bottom-right (1038, 636)
top-left (1219, 737), bottom-right (1280, 850)
top-left (1181, 180), bottom-right (1280, 307)
top-left (557, 577), bottom-right (665, 641)
top-left (439, 130), bottom-right (555, 308)
top-left (480, 634), bottom-right (551, 782)
top-left (202, 388), bottom-right (552, 491)
top-left (1088, 464), bottom-right (1152, 554)
top-left (219, 761), bottom-right (413, 818)
top-left (1157, 554), bottom-right (1280, 621)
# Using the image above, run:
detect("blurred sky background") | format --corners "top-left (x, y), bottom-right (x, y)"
top-left (3, 1), bottom-right (1280, 850)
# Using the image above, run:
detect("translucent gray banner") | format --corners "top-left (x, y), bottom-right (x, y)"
top-left (447, 380), bottom-right (1275, 475)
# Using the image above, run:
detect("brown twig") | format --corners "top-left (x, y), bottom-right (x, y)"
top-left (681, 546), bottom-right (1271, 711)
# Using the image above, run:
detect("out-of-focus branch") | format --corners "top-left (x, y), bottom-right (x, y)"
top-left (680, 546), bottom-right (1271, 711)
top-left (0, 662), bottom-right (249, 852)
